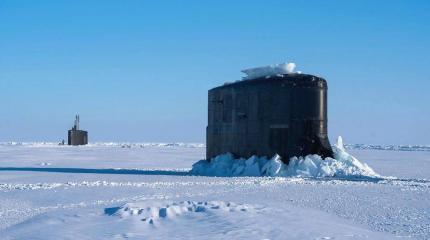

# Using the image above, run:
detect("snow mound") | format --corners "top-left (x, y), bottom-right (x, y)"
top-left (105, 201), bottom-right (254, 225)
top-left (242, 62), bottom-right (296, 80)
top-left (191, 136), bottom-right (380, 179)
top-left (38, 162), bottom-right (52, 166)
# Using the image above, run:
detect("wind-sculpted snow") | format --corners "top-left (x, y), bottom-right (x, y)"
top-left (191, 136), bottom-right (380, 178)
top-left (106, 201), bottom-right (257, 225)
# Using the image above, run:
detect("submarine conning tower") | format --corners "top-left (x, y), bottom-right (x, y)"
top-left (68, 115), bottom-right (88, 146)
top-left (206, 72), bottom-right (333, 164)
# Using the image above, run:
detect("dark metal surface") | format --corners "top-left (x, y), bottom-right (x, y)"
top-left (68, 130), bottom-right (88, 146)
top-left (206, 73), bottom-right (333, 163)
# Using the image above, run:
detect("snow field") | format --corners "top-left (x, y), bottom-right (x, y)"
top-left (0, 142), bottom-right (429, 239)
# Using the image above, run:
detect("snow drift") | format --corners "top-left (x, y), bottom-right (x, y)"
top-left (191, 136), bottom-right (380, 179)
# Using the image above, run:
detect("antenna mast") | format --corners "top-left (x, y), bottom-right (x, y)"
top-left (73, 115), bottom-right (79, 130)
top-left (77, 114), bottom-right (80, 130)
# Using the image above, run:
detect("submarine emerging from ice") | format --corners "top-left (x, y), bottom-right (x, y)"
top-left (206, 63), bottom-right (333, 163)
top-left (68, 115), bottom-right (88, 146)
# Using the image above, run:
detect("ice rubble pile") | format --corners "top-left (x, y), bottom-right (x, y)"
top-left (191, 136), bottom-right (380, 178)
top-left (241, 62), bottom-right (296, 80)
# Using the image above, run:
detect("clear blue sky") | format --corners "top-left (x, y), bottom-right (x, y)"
top-left (1, 0), bottom-right (429, 144)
